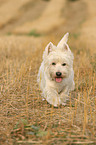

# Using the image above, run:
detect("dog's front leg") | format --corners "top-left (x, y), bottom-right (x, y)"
top-left (59, 87), bottom-right (69, 106)
top-left (44, 87), bottom-right (60, 107)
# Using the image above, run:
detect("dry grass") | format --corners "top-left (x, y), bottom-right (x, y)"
top-left (0, 35), bottom-right (96, 145)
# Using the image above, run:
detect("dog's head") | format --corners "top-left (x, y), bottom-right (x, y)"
top-left (43, 33), bottom-right (74, 83)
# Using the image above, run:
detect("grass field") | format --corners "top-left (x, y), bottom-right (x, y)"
top-left (0, 35), bottom-right (96, 144)
top-left (0, 0), bottom-right (96, 144)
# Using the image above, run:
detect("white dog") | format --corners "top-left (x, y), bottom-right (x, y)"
top-left (37, 33), bottom-right (75, 107)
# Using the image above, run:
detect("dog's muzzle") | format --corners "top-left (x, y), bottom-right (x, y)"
top-left (55, 72), bottom-right (62, 83)
top-left (56, 72), bottom-right (62, 77)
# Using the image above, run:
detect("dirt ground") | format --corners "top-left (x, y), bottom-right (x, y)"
top-left (0, 0), bottom-right (96, 144)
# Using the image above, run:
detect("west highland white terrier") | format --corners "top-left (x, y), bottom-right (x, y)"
top-left (37, 33), bottom-right (75, 107)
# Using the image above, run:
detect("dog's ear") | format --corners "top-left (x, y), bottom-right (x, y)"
top-left (47, 42), bottom-right (53, 54)
top-left (57, 32), bottom-right (69, 47)
top-left (63, 43), bottom-right (69, 51)
top-left (43, 42), bottom-right (53, 59)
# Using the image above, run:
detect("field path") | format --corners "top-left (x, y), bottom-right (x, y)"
top-left (0, 0), bottom-right (31, 28)
top-left (13, 0), bottom-right (65, 34)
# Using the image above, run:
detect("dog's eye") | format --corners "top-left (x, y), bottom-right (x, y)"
top-left (62, 63), bottom-right (66, 66)
top-left (52, 62), bottom-right (56, 65)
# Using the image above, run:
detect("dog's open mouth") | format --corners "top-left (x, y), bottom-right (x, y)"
top-left (55, 77), bottom-right (62, 83)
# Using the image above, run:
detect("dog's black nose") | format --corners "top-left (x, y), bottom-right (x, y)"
top-left (56, 72), bottom-right (62, 77)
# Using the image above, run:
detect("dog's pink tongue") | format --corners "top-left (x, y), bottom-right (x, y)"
top-left (56, 78), bottom-right (62, 83)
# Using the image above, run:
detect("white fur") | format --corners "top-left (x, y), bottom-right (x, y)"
top-left (37, 33), bottom-right (75, 107)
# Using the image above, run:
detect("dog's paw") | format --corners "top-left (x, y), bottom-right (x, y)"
top-left (46, 96), bottom-right (60, 107)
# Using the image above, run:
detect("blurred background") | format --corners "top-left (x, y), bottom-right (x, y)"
top-left (0, 0), bottom-right (96, 48)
